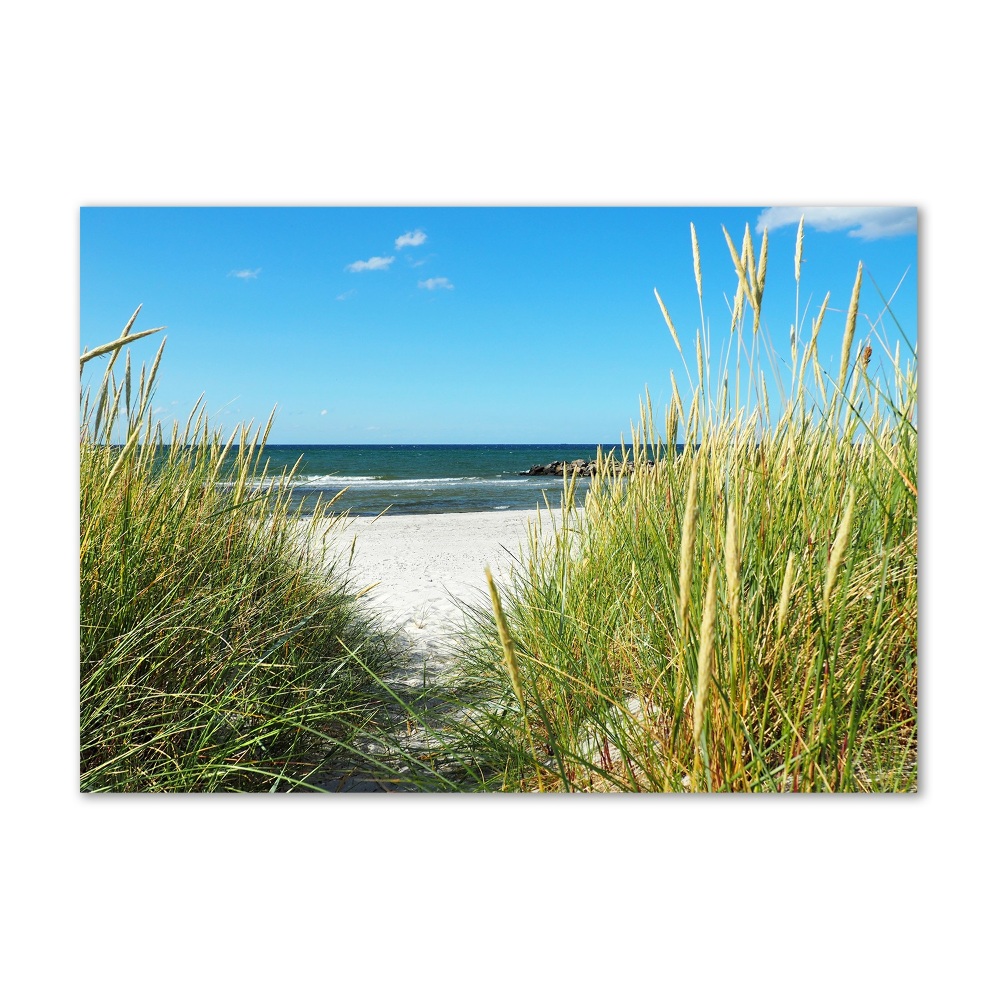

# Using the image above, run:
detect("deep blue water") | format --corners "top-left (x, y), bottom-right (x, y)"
top-left (232, 443), bottom-right (633, 517)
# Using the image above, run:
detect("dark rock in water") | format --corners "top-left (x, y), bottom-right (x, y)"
top-left (518, 457), bottom-right (659, 477)
top-left (519, 458), bottom-right (598, 477)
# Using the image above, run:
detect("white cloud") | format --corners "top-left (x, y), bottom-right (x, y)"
top-left (336, 290), bottom-right (356, 301)
top-left (346, 255), bottom-right (395, 272)
top-left (320, 409), bottom-right (328, 416)
top-left (395, 229), bottom-right (427, 249)
top-left (228, 267), bottom-right (262, 279)
top-left (418, 276), bottom-right (453, 291)
top-left (756, 207), bottom-right (917, 240)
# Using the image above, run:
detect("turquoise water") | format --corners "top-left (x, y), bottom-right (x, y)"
top-left (232, 444), bottom-right (630, 516)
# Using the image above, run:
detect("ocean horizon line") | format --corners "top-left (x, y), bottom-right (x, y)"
top-left (258, 442), bottom-right (629, 448)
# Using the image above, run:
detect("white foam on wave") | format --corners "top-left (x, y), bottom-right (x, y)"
top-left (297, 474), bottom-right (380, 486)
top-left (290, 475), bottom-right (509, 489)
top-left (217, 474), bottom-right (379, 490)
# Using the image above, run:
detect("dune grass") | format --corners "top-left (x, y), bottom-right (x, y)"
top-left (80, 310), bottom-right (401, 792)
top-left (404, 219), bottom-right (917, 792)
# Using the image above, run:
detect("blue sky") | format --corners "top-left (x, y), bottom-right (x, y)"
top-left (80, 207), bottom-right (917, 444)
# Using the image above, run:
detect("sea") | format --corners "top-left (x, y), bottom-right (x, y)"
top-left (233, 444), bottom-right (629, 517)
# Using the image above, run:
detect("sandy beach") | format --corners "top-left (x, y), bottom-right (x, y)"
top-left (300, 509), bottom-right (567, 680)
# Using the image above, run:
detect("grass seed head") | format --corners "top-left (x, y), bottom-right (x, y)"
top-left (777, 552), bottom-right (796, 638)
top-left (655, 288), bottom-right (684, 356)
top-left (691, 223), bottom-right (703, 300)
top-left (667, 396), bottom-right (679, 449)
top-left (794, 216), bottom-right (804, 282)
top-left (678, 456), bottom-right (700, 630)
top-left (485, 567), bottom-right (525, 711)
top-left (725, 503), bottom-right (741, 621)
top-left (723, 226), bottom-right (754, 323)
top-left (823, 487), bottom-right (857, 610)
top-left (838, 262), bottom-right (864, 393)
top-left (742, 224), bottom-right (758, 301)
top-left (692, 565), bottom-right (719, 753)
top-left (757, 229), bottom-right (769, 294)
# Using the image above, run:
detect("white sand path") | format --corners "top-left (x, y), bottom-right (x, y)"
top-left (299, 509), bottom-right (567, 682)
top-left (294, 509), bottom-right (577, 790)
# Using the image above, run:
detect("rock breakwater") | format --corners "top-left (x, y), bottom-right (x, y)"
top-left (519, 458), bottom-right (655, 477)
